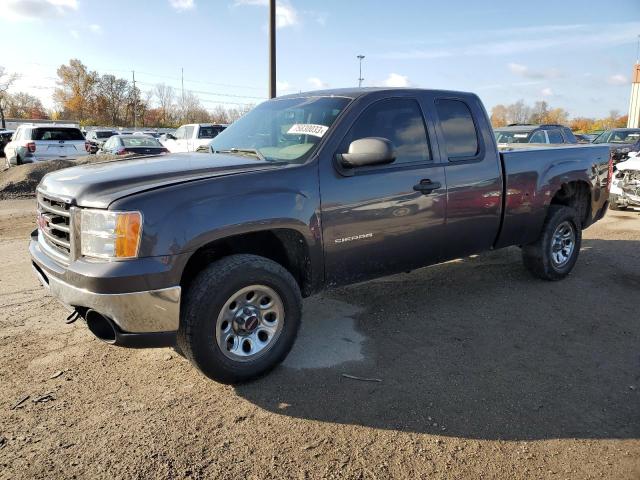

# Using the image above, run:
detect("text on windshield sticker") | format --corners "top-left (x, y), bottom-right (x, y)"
top-left (287, 124), bottom-right (329, 137)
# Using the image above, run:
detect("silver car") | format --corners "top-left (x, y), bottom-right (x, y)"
top-left (4, 124), bottom-right (89, 167)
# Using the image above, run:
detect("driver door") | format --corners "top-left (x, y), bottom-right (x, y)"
top-left (320, 95), bottom-right (447, 286)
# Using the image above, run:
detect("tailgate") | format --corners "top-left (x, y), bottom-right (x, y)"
top-left (40, 141), bottom-right (85, 157)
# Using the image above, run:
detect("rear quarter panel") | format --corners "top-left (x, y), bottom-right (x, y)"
top-left (495, 144), bottom-right (610, 248)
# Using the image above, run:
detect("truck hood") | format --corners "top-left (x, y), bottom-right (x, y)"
top-left (616, 157), bottom-right (640, 171)
top-left (38, 153), bottom-right (287, 208)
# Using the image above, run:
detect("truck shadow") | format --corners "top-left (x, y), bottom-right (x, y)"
top-left (235, 239), bottom-right (640, 440)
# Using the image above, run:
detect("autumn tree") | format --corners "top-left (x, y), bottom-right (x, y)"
top-left (97, 74), bottom-right (129, 125)
top-left (490, 104), bottom-right (508, 127)
top-left (154, 83), bottom-right (175, 125)
top-left (6, 92), bottom-right (48, 119)
top-left (53, 59), bottom-right (98, 122)
top-left (0, 66), bottom-right (18, 128)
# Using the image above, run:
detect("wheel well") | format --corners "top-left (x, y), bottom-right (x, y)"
top-left (180, 229), bottom-right (313, 297)
top-left (550, 181), bottom-right (591, 227)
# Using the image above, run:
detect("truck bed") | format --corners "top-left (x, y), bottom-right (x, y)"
top-left (495, 144), bottom-right (611, 249)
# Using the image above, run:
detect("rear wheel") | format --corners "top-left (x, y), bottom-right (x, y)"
top-left (177, 254), bottom-right (302, 384)
top-left (15, 154), bottom-right (22, 166)
top-left (522, 206), bottom-right (582, 281)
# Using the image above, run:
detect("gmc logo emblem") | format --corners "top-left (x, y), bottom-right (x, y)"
top-left (36, 213), bottom-right (48, 230)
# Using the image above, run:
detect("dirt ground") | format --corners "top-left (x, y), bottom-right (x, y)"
top-left (0, 199), bottom-right (638, 479)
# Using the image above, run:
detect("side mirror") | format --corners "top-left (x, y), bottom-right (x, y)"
top-left (337, 137), bottom-right (395, 168)
top-left (166, 133), bottom-right (176, 140)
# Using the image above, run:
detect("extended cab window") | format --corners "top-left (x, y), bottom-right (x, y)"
top-left (185, 126), bottom-right (195, 139)
top-left (529, 130), bottom-right (546, 143)
top-left (435, 99), bottom-right (479, 159)
top-left (547, 130), bottom-right (564, 144)
top-left (342, 98), bottom-right (431, 165)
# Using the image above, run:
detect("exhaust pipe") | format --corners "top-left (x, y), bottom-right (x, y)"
top-left (85, 309), bottom-right (117, 344)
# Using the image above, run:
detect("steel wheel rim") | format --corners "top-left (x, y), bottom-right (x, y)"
top-left (551, 220), bottom-right (575, 268)
top-left (215, 285), bottom-right (285, 362)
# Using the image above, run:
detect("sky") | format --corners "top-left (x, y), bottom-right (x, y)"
top-left (0, 0), bottom-right (639, 118)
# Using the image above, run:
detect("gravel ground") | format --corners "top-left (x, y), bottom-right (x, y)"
top-left (0, 199), bottom-right (638, 479)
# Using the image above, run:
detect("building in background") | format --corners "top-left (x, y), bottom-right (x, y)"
top-left (628, 64), bottom-right (640, 128)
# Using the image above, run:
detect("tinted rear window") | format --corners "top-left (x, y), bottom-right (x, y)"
top-left (96, 131), bottom-right (116, 139)
top-left (32, 128), bottom-right (84, 141)
top-left (121, 137), bottom-right (162, 147)
top-left (198, 126), bottom-right (226, 139)
top-left (435, 99), bottom-right (479, 158)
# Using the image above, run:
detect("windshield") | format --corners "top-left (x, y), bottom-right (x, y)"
top-left (209, 96), bottom-right (351, 163)
top-left (494, 130), bottom-right (533, 143)
top-left (122, 137), bottom-right (162, 147)
top-left (593, 130), bottom-right (640, 144)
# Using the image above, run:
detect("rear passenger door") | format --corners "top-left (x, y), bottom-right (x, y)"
top-left (320, 94), bottom-right (447, 285)
top-left (431, 96), bottom-right (503, 259)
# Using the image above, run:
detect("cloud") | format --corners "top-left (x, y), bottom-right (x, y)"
top-left (307, 77), bottom-right (329, 89)
top-left (169, 0), bottom-right (195, 11)
top-left (383, 73), bottom-right (410, 87)
top-left (70, 29), bottom-right (79, 39)
top-left (276, 80), bottom-right (292, 92)
top-left (541, 87), bottom-right (554, 97)
top-left (377, 21), bottom-right (640, 60)
top-left (88, 24), bottom-right (102, 34)
top-left (0, 0), bottom-right (78, 21)
top-left (607, 74), bottom-right (628, 86)
top-left (508, 63), bottom-right (561, 80)
top-left (234, 0), bottom-right (299, 28)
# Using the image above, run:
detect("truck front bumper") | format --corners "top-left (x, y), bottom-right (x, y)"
top-left (29, 234), bottom-right (181, 340)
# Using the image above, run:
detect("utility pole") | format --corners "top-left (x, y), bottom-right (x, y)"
top-left (636, 34), bottom-right (640, 64)
top-left (357, 55), bottom-right (365, 88)
top-left (132, 70), bottom-right (136, 129)
top-left (181, 67), bottom-right (185, 103)
top-left (269, 0), bottom-right (276, 98)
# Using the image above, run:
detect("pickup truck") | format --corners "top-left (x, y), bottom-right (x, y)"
top-left (29, 88), bottom-right (612, 384)
top-left (160, 123), bottom-right (227, 153)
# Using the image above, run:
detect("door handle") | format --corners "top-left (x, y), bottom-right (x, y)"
top-left (413, 179), bottom-right (441, 195)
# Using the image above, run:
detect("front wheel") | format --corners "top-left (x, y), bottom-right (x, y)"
top-left (177, 254), bottom-right (302, 384)
top-left (522, 206), bottom-right (582, 281)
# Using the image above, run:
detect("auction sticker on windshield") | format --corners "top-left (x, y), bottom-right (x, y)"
top-left (287, 124), bottom-right (329, 137)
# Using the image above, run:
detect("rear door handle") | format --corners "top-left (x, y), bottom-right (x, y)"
top-left (413, 179), bottom-right (442, 195)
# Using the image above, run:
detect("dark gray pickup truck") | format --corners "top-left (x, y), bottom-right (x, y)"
top-left (30, 88), bottom-right (612, 383)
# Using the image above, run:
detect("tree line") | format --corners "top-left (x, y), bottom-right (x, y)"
top-left (490, 100), bottom-right (628, 132)
top-left (0, 60), bottom-right (253, 128)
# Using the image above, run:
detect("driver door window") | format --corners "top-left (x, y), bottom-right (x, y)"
top-left (341, 98), bottom-right (431, 166)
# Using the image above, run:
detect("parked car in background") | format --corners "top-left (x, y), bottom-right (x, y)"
top-left (161, 123), bottom-right (227, 153)
top-left (494, 124), bottom-right (578, 145)
top-left (609, 153), bottom-right (640, 210)
top-left (133, 131), bottom-right (161, 138)
top-left (99, 134), bottom-right (169, 156)
top-left (86, 129), bottom-right (117, 154)
top-left (4, 124), bottom-right (88, 167)
top-left (592, 128), bottom-right (640, 163)
top-left (574, 134), bottom-right (593, 143)
top-left (0, 130), bottom-right (14, 158)
top-left (30, 87), bottom-right (612, 383)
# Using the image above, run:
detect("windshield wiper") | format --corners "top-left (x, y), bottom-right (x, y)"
top-left (214, 148), bottom-right (266, 161)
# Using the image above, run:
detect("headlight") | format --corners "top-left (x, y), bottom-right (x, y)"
top-left (80, 209), bottom-right (142, 259)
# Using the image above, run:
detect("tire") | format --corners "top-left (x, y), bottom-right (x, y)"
top-left (522, 205), bottom-right (582, 281)
top-left (609, 195), bottom-right (627, 211)
top-left (177, 254), bottom-right (302, 384)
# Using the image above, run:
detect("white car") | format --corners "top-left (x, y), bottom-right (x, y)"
top-left (160, 123), bottom-right (226, 153)
top-left (4, 124), bottom-right (89, 167)
top-left (610, 154), bottom-right (640, 210)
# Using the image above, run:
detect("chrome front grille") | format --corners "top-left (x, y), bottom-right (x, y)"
top-left (37, 192), bottom-right (72, 263)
